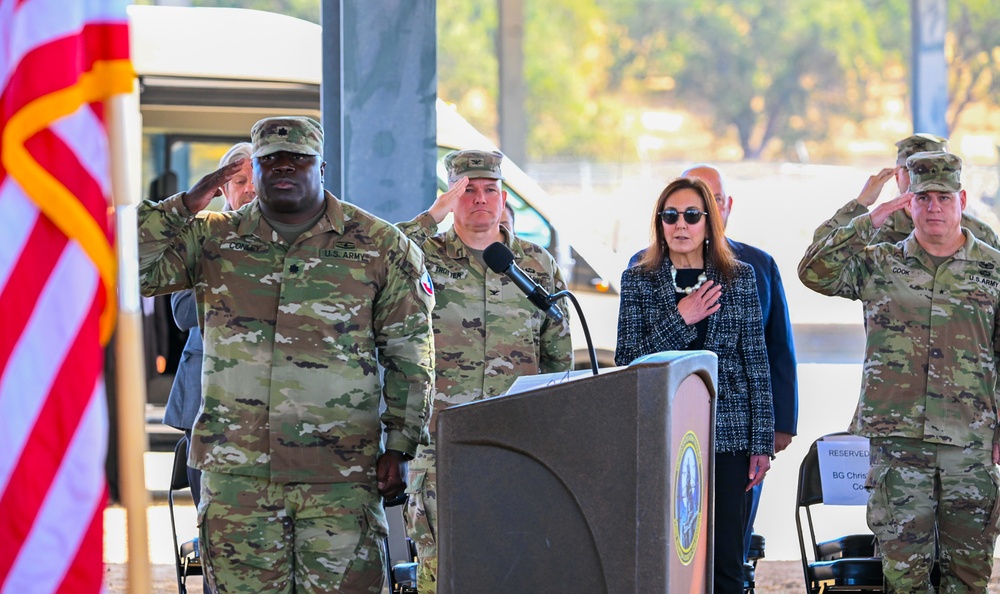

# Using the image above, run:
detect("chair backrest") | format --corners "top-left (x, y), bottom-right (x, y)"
top-left (168, 434), bottom-right (189, 589)
top-left (797, 439), bottom-right (825, 507)
top-left (796, 432), bottom-right (881, 593)
top-left (796, 435), bottom-right (823, 573)
top-left (170, 435), bottom-right (190, 492)
top-left (798, 432), bottom-right (861, 544)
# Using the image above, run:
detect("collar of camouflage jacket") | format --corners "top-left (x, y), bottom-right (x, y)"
top-left (443, 224), bottom-right (522, 263)
top-left (902, 226), bottom-right (978, 265)
top-left (236, 189), bottom-right (345, 241)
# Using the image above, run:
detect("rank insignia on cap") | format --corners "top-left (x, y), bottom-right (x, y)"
top-left (250, 116), bottom-right (323, 158)
top-left (906, 150), bottom-right (962, 193)
top-left (443, 149), bottom-right (505, 183)
top-left (895, 133), bottom-right (947, 164)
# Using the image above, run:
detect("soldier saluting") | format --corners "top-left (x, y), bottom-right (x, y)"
top-left (395, 150), bottom-right (573, 592)
top-left (799, 151), bottom-right (1000, 592)
top-left (138, 116), bottom-right (435, 593)
top-left (811, 133), bottom-right (1000, 248)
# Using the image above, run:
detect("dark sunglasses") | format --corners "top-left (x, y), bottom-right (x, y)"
top-left (659, 208), bottom-right (708, 225)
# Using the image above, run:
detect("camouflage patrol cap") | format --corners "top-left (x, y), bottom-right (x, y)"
top-left (895, 133), bottom-right (947, 165)
top-left (906, 151), bottom-right (962, 193)
top-left (251, 116), bottom-right (323, 158)
top-left (444, 149), bottom-right (505, 183)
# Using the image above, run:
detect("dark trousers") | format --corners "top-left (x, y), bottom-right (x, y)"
top-left (184, 429), bottom-right (202, 507)
top-left (743, 481), bottom-right (762, 559)
top-left (715, 451), bottom-right (750, 594)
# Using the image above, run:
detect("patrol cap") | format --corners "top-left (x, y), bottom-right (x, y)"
top-left (444, 149), bottom-right (505, 183)
top-left (906, 151), bottom-right (962, 193)
top-left (895, 133), bottom-right (947, 165)
top-left (251, 116), bottom-right (323, 159)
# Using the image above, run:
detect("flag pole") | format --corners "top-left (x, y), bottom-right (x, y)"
top-left (107, 84), bottom-right (152, 594)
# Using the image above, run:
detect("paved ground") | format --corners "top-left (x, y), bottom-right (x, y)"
top-left (106, 564), bottom-right (202, 594)
top-left (110, 561), bottom-right (798, 593)
top-left (107, 559), bottom-right (1000, 593)
top-left (753, 561), bottom-right (1000, 593)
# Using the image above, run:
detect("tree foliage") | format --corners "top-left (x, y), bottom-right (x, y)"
top-left (138, 0), bottom-right (1000, 161)
top-left (436, 0), bottom-right (500, 136)
top-left (948, 0), bottom-right (1000, 131)
top-left (600, 0), bottom-right (893, 159)
top-left (437, 0), bottom-right (629, 159)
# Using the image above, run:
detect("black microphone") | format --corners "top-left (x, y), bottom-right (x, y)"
top-left (483, 242), bottom-right (564, 321)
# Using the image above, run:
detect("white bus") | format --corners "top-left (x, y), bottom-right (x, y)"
top-left (125, 4), bottom-right (621, 450)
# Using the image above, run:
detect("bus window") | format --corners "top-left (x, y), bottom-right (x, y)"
top-left (144, 135), bottom-right (249, 210)
top-left (502, 193), bottom-right (552, 249)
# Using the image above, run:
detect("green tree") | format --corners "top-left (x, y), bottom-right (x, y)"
top-left (603, 0), bottom-right (892, 159)
top-left (141, 0), bottom-right (1000, 162)
top-left (948, 0), bottom-right (1000, 131)
top-left (523, 0), bottom-right (626, 158)
top-left (438, 0), bottom-right (628, 160)
top-left (837, 0), bottom-right (1000, 136)
top-left (436, 0), bottom-right (500, 137)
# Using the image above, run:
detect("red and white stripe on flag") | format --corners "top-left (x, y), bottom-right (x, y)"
top-left (0, 0), bottom-right (132, 592)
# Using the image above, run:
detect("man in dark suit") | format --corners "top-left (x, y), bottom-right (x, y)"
top-left (629, 164), bottom-right (798, 560)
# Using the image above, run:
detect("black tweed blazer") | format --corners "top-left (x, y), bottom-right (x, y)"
top-left (615, 258), bottom-right (775, 455)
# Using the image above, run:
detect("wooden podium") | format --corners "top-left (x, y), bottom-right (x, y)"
top-left (436, 351), bottom-right (717, 594)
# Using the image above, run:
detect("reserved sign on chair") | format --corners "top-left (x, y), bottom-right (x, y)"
top-left (816, 435), bottom-right (871, 505)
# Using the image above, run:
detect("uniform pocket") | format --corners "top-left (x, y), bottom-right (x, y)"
top-left (337, 505), bottom-right (389, 593)
top-left (403, 469), bottom-right (436, 549)
top-left (864, 463), bottom-right (897, 540)
top-left (984, 464), bottom-right (1000, 536)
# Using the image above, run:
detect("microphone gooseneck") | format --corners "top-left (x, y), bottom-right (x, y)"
top-left (483, 242), bottom-right (564, 321)
top-left (483, 241), bottom-right (599, 375)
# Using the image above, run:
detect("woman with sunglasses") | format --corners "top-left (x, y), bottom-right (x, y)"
top-left (615, 176), bottom-right (774, 594)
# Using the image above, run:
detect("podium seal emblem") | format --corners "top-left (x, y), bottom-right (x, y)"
top-left (673, 431), bottom-right (703, 565)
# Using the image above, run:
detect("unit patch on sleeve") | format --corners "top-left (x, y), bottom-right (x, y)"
top-left (420, 269), bottom-right (434, 296)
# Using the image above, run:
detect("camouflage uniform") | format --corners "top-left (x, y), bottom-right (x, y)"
top-left (810, 198), bottom-right (999, 248)
top-left (199, 474), bottom-right (388, 593)
top-left (138, 116), bottom-right (435, 593)
top-left (867, 438), bottom-right (999, 593)
top-left (396, 192), bottom-right (573, 592)
top-left (798, 152), bottom-right (1000, 593)
top-left (811, 134), bottom-right (1000, 248)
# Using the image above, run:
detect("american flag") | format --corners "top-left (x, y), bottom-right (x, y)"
top-left (0, 0), bottom-right (132, 591)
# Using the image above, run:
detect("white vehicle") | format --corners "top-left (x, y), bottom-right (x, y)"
top-left (125, 5), bottom-right (620, 450)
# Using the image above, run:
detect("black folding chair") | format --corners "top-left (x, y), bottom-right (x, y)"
top-left (796, 433), bottom-right (883, 593)
top-left (168, 435), bottom-right (203, 594)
